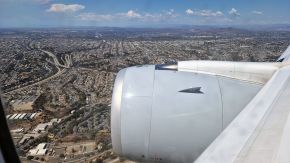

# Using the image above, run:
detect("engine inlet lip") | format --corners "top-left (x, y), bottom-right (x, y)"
top-left (111, 68), bottom-right (127, 155)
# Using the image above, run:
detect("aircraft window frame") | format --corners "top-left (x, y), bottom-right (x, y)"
top-left (0, 92), bottom-right (21, 163)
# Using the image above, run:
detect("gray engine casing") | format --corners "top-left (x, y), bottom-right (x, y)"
top-left (111, 65), bottom-right (261, 163)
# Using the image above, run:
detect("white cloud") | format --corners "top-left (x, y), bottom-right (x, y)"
top-left (228, 8), bottom-right (240, 16)
top-left (77, 9), bottom-right (179, 23)
top-left (122, 10), bottom-right (141, 18)
top-left (196, 10), bottom-right (223, 17)
top-left (78, 10), bottom-right (143, 22)
top-left (252, 10), bottom-right (263, 15)
top-left (185, 9), bottom-right (194, 15)
top-left (166, 9), bottom-right (175, 16)
top-left (77, 13), bottom-right (113, 21)
top-left (143, 13), bottom-right (163, 21)
top-left (187, 9), bottom-right (223, 17)
top-left (163, 9), bottom-right (178, 18)
top-left (47, 4), bottom-right (85, 13)
top-left (120, 9), bottom-right (177, 19)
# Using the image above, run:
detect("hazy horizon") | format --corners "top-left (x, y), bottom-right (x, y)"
top-left (0, 24), bottom-right (290, 30)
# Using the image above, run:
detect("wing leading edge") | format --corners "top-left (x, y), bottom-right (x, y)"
top-left (277, 45), bottom-right (290, 62)
top-left (194, 65), bottom-right (290, 163)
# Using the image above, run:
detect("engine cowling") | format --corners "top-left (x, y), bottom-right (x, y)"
top-left (111, 65), bottom-right (261, 163)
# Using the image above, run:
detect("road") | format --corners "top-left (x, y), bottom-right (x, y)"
top-left (40, 49), bottom-right (72, 69)
top-left (3, 49), bottom-right (70, 95)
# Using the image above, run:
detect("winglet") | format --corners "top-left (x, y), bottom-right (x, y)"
top-left (277, 45), bottom-right (290, 62)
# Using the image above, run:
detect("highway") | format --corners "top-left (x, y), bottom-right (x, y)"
top-left (41, 49), bottom-right (72, 69)
top-left (4, 49), bottom-right (70, 95)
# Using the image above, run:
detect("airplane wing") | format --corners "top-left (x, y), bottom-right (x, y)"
top-left (277, 45), bottom-right (290, 62)
top-left (110, 45), bottom-right (290, 163)
top-left (194, 64), bottom-right (290, 163)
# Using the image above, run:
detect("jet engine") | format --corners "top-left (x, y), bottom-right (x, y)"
top-left (111, 61), bottom-right (277, 163)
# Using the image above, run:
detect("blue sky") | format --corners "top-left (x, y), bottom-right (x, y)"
top-left (0, 0), bottom-right (289, 27)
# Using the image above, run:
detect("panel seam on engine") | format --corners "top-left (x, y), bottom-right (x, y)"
top-left (216, 76), bottom-right (224, 130)
top-left (146, 68), bottom-right (156, 160)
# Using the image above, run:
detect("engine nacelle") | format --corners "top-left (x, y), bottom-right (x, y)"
top-left (111, 64), bottom-right (261, 163)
